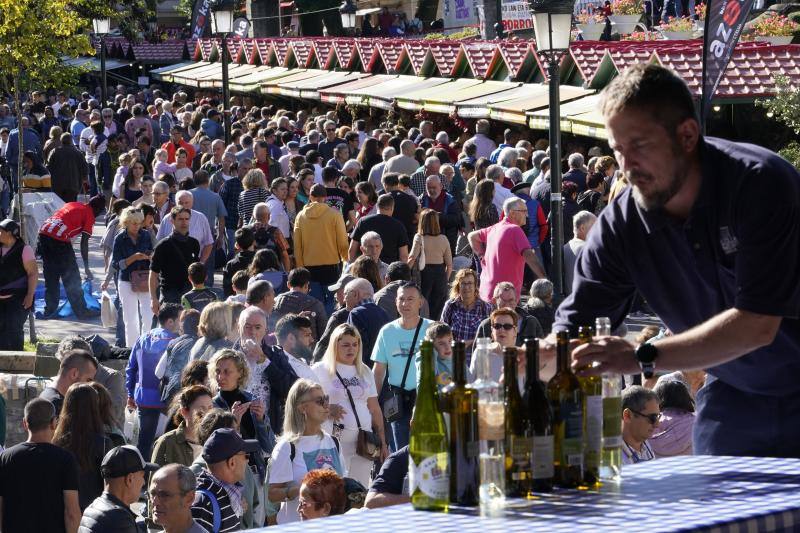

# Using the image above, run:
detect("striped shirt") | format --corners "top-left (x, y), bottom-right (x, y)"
top-left (191, 470), bottom-right (242, 533)
top-left (238, 187), bottom-right (269, 226)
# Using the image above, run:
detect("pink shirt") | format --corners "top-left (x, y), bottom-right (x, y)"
top-left (477, 218), bottom-right (530, 302)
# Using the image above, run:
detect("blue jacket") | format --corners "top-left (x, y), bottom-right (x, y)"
top-left (111, 229), bottom-right (153, 282)
top-left (6, 127), bottom-right (42, 169)
top-left (516, 192), bottom-right (543, 249)
top-left (126, 327), bottom-right (179, 408)
top-left (347, 301), bottom-right (390, 364)
top-left (200, 118), bottom-right (224, 140)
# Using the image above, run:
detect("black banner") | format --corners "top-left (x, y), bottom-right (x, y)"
top-left (190, 0), bottom-right (212, 39)
top-left (701, 0), bottom-right (754, 124)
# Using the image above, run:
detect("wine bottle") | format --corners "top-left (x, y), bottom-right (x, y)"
top-left (503, 347), bottom-right (531, 497)
top-left (523, 338), bottom-right (553, 493)
top-left (471, 337), bottom-right (505, 515)
top-left (547, 331), bottom-right (584, 488)
top-left (444, 340), bottom-right (479, 506)
top-left (409, 339), bottom-right (449, 511)
top-left (596, 317), bottom-right (623, 482)
top-left (578, 326), bottom-right (602, 487)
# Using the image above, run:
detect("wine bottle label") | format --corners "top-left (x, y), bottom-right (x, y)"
top-left (585, 395), bottom-right (602, 469)
top-left (509, 435), bottom-right (533, 479)
top-left (603, 397), bottom-right (622, 446)
top-left (478, 401), bottom-right (505, 441)
top-left (409, 453), bottom-right (449, 500)
top-left (532, 435), bottom-right (554, 479)
top-left (562, 399), bottom-right (583, 439)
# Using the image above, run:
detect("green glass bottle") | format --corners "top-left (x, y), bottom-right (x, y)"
top-left (523, 339), bottom-right (554, 493)
top-left (409, 339), bottom-right (450, 511)
top-left (578, 326), bottom-right (602, 487)
top-left (503, 347), bottom-right (531, 497)
top-left (443, 340), bottom-right (479, 506)
top-left (547, 331), bottom-right (584, 488)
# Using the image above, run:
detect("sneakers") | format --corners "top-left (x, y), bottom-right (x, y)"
top-left (76, 308), bottom-right (101, 319)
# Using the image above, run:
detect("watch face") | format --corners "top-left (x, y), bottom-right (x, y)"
top-left (637, 343), bottom-right (658, 363)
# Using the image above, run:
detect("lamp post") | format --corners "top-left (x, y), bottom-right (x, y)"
top-left (92, 18), bottom-right (111, 108)
top-left (530, 0), bottom-right (574, 302)
top-left (211, 0), bottom-right (235, 145)
top-left (339, 0), bottom-right (357, 36)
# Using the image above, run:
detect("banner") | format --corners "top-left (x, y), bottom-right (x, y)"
top-left (190, 0), bottom-right (212, 39)
top-left (701, 0), bottom-right (753, 124)
top-left (443, 0), bottom-right (479, 30)
top-left (501, 0), bottom-right (534, 31)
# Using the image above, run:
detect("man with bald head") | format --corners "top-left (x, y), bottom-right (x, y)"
top-left (409, 156), bottom-right (442, 196)
top-left (155, 190), bottom-right (214, 262)
top-left (420, 174), bottom-right (463, 253)
top-left (383, 139), bottom-right (419, 177)
top-left (346, 278), bottom-right (390, 366)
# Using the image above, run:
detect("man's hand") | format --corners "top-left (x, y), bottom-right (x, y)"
top-left (150, 300), bottom-right (160, 316)
top-left (126, 397), bottom-right (136, 410)
top-left (571, 336), bottom-right (638, 376)
top-left (84, 268), bottom-right (94, 280)
top-left (329, 404), bottom-right (345, 422)
top-left (22, 293), bottom-right (33, 309)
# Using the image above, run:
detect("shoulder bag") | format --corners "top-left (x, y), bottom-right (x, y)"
top-left (336, 370), bottom-right (382, 461)
top-left (380, 318), bottom-right (423, 423)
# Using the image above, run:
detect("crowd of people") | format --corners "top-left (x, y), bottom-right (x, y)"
top-left (3, 61), bottom-right (798, 532)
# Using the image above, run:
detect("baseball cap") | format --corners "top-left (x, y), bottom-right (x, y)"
top-left (287, 141), bottom-right (300, 150)
top-left (0, 218), bottom-right (21, 239)
top-left (328, 273), bottom-right (355, 292)
top-left (101, 445), bottom-right (159, 479)
top-left (202, 428), bottom-right (261, 464)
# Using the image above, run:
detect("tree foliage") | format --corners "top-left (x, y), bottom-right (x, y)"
top-left (757, 75), bottom-right (800, 168)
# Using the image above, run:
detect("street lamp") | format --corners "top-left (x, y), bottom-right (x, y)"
top-left (92, 17), bottom-right (111, 108)
top-left (530, 0), bottom-right (574, 302)
top-left (211, 0), bottom-right (235, 145)
top-left (339, 0), bottom-right (357, 36)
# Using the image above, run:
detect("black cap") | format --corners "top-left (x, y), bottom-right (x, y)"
top-left (202, 428), bottom-right (261, 464)
top-left (101, 445), bottom-right (159, 479)
top-left (511, 182), bottom-right (532, 194)
top-left (0, 219), bottom-right (21, 239)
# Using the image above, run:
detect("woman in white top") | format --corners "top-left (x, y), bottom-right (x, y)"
top-left (312, 324), bottom-right (388, 487)
top-left (268, 379), bottom-right (345, 524)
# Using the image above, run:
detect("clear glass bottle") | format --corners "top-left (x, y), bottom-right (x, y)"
top-left (596, 317), bottom-right (623, 482)
top-left (578, 326), bottom-right (602, 488)
top-left (471, 337), bottom-right (505, 515)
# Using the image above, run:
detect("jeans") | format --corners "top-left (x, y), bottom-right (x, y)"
top-left (88, 163), bottom-right (98, 197)
top-left (204, 241), bottom-right (216, 288)
top-left (309, 281), bottom-right (336, 315)
top-left (0, 295), bottom-right (27, 350)
top-left (95, 153), bottom-right (112, 192)
top-left (226, 227), bottom-right (236, 260)
top-left (136, 407), bottom-right (162, 461)
top-left (40, 235), bottom-right (90, 317)
top-left (118, 280), bottom-right (154, 347)
top-left (114, 291), bottom-right (125, 347)
top-left (389, 410), bottom-right (412, 452)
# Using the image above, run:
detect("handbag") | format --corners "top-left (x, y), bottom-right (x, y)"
top-left (336, 370), bottom-right (382, 461)
top-left (414, 234), bottom-right (426, 271)
top-left (380, 318), bottom-right (423, 423)
top-left (129, 269), bottom-right (150, 293)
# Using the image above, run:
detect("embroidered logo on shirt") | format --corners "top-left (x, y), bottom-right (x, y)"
top-left (719, 226), bottom-right (738, 255)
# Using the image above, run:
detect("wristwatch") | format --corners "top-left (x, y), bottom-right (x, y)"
top-left (635, 342), bottom-right (659, 379)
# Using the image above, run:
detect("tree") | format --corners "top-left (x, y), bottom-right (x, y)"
top-left (0, 0), bottom-right (93, 220)
top-left (757, 75), bottom-right (800, 168)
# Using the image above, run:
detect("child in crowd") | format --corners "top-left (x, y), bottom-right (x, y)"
top-left (226, 270), bottom-right (249, 304)
top-left (415, 321), bottom-right (454, 393)
top-left (174, 147), bottom-right (193, 183)
top-left (181, 262), bottom-right (219, 313)
top-left (112, 151), bottom-right (133, 198)
top-left (152, 148), bottom-right (176, 177)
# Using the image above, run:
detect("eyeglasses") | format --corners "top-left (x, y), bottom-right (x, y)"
top-left (512, 209), bottom-right (528, 214)
top-left (629, 409), bottom-right (660, 425)
top-left (491, 323), bottom-right (516, 331)
top-left (325, 129), bottom-right (335, 132)
top-left (304, 394), bottom-right (330, 407)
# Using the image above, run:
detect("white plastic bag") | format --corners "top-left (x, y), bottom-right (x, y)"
top-left (100, 291), bottom-right (116, 329)
top-left (123, 408), bottom-right (139, 445)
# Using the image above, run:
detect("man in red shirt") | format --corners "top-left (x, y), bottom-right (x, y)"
top-left (161, 125), bottom-right (195, 165)
top-left (38, 195), bottom-right (106, 319)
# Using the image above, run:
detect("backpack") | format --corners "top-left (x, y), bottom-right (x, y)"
top-left (197, 488), bottom-right (221, 533)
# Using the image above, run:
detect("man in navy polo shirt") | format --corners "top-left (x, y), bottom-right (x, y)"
top-left (558, 64), bottom-right (800, 458)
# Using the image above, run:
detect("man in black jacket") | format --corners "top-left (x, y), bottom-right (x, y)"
top-left (47, 132), bottom-right (88, 203)
top-left (222, 226), bottom-right (256, 297)
top-left (79, 445), bottom-right (159, 532)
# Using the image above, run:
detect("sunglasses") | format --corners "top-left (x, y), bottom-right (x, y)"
top-left (491, 323), bottom-right (516, 331)
top-left (630, 409), bottom-right (660, 425)
top-left (304, 394), bottom-right (330, 407)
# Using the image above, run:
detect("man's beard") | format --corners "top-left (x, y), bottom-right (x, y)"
top-left (293, 343), bottom-right (314, 364)
top-left (631, 146), bottom-right (690, 212)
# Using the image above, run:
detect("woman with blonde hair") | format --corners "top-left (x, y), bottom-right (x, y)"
top-left (311, 324), bottom-right (387, 487)
top-left (238, 168), bottom-right (269, 226)
top-left (190, 302), bottom-right (234, 361)
top-left (268, 378), bottom-right (345, 524)
top-left (209, 348), bottom-right (274, 462)
top-left (112, 206), bottom-right (154, 346)
top-left (408, 208), bottom-right (452, 320)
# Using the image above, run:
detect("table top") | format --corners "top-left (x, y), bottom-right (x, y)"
top-left (260, 455), bottom-right (800, 532)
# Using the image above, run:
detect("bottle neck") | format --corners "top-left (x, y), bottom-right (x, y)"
top-left (419, 348), bottom-right (436, 395)
top-left (503, 352), bottom-right (518, 395)
top-left (557, 344), bottom-right (570, 373)
top-left (526, 346), bottom-right (540, 386)
top-left (452, 347), bottom-right (466, 385)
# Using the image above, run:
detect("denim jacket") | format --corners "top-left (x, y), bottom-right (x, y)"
top-left (111, 228), bottom-right (153, 282)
